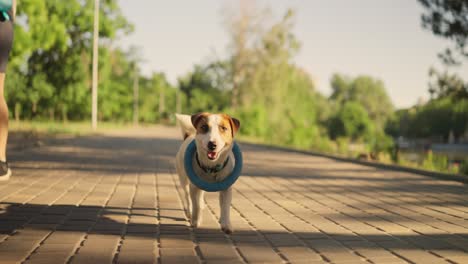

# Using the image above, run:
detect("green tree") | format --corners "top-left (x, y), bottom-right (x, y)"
top-left (328, 102), bottom-right (373, 140)
top-left (329, 74), bottom-right (394, 129)
top-left (428, 67), bottom-right (468, 100)
top-left (138, 72), bottom-right (178, 123)
top-left (228, 9), bottom-right (331, 150)
top-left (330, 73), bottom-right (351, 103)
top-left (419, 0), bottom-right (468, 65)
top-left (98, 48), bottom-right (135, 121)
top-left (418, 0), bottom-right (468, 112)
top-left (6, 0), bottom-right (133, 121)
top-left (178, 63), bottom-right (230, 114)
top-left (401, 98), bottom-right (468, 141)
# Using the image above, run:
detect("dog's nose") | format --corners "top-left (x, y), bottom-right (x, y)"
top-left (208, 141), bottom-right (217, 151)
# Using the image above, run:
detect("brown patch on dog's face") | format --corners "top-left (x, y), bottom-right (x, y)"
top-left (224, 114), bottom-right (240, 137)
top-left (219, 115), bottom-right (234, 144)
top-left (220, 114), bottom-right (241, 143)
top-left (191, 112), bottom-right (210, 134)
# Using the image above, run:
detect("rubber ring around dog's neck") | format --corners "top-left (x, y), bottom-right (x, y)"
top-left (184, 140), bottom-right (243, 192)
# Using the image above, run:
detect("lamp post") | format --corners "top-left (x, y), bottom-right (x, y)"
top-left (91, 0), bottom-right (100, 130)
top-left (133, 64), bottom-right (139, 126)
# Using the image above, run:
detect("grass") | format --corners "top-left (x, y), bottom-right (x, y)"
top-left (9, 120), bottom-right (138, 136)
top-left (238, 131), bottom-right (468, 177)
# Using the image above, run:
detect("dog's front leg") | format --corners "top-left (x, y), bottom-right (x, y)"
top-left (219, 187), bottom-right (233, 234)
top-left (189, 184), bottom-right (204, 228)
top-left (184, 185), bottom-right (192, 219)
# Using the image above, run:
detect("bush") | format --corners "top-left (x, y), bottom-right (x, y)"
top-left (367, 132), bottom-right (394, 156)
top-left (328, 102), bottom-right (373, 140)
top-left (334, 137), bottom-right (351, 156)
top-left (422, 151), bottom-right (448, 172)
top-left (460, 159), bottom-right (468, 176)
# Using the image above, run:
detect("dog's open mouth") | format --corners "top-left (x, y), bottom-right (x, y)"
top-left (207, 151), bottom-right (217, 160)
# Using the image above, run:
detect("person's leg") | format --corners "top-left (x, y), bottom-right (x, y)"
top-left (0, 73), bottom-right (7, 161)
top-left (0, 73), bottom-right (10, 181)
top-left (0, 15), bottom-right (13, 181)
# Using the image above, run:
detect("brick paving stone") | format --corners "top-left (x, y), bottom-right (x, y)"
top-left (237, 244), bottom-right (284, 263)
top-left (205, 260), bottom-right (244, 264)
top-left (116, 252), bottom-right (158, 264)
top-left (231, 234), bottom-right (266, 244)
top-left (343, 240), bottom-right (405, 263)
top-left (432, 248), bottom-right (468, 257)
top-left (25, 244), bottom-right (78, 264)
top-left (120, 237), bottom-right (157, 250)
top-left (160, 234), bottom-right (194, 248)
top-left (71, 235), bottom-right (121, 264)
top-left (277, 246), bottom-right (323, 262)
top-left (159, 248), bottom-right (200, 264)
top-left (400, 235), bottom-right (454, 250)
top-left (0, 254), bottom-right (32, 264)
top-left (117, 237), bottom-right (158, 264)
top-left (198, 242), bottom-right (242, 262)
top-left (264, 233), bottom-right (304, 247)
top-left (390, 248), bottom-right (449, 264)
top-left (1, 126), bottom-right (467, 264)
top-left (307, 238), bottom-right (367, 263)
top-left (26, 254), bottom-right (73, 264)
top-left (159, 224), bottom-right (191, 235)
top-left (126, 224), bottom-right (158, 234)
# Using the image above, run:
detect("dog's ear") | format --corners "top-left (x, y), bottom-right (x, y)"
top-left (229, 116), bottom-right (241, 136)
top-left (191, 112), bottom-right (208, 128)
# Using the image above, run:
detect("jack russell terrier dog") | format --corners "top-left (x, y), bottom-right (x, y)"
top-left (175, 113), bottom-right (240, 234)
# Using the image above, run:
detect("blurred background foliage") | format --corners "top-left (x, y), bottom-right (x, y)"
top-left (4, 0), bottom-right (468, 175)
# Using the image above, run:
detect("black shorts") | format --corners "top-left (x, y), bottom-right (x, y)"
top-left (0, 11), bottom-right (13, 73)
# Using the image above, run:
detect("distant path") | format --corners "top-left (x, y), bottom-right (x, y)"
top-left (0, 126), bottom-right (467, 263)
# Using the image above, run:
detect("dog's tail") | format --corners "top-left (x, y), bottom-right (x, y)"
top-left (175, 113), bottom-right (196, 140)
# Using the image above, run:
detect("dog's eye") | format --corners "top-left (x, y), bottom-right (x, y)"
top-left (201, 124), bottom-right (209, 132)
top-left (220, 126), bottom-right (228, 132)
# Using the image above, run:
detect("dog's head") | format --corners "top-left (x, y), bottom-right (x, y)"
top-left (191, 112), bottom-right (240, 164)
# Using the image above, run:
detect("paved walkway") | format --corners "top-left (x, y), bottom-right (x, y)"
top-left (0, 126), bottom-right (467, 264)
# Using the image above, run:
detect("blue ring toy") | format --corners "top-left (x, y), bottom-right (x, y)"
top-left (184, 140), bottom-right (243, 192)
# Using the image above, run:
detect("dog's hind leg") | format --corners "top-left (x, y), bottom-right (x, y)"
top-left (189, 184), bottom-right (204, 228)
top-left (219, 187), bottom-right (233, 234)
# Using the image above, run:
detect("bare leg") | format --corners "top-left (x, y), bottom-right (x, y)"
top-left (0, 9), bottom-right (13, 179)
top-left (219, 187), bottom-right (233, 234)
top-left (0, 73), bottom-right (7, 161)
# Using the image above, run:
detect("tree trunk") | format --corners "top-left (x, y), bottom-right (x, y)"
top-left (159, 87), bottom-right (165, 115)
top-left (14, 103), bottom-right (20, 122)
top-left (176, 89), bottom-right (182, 114)
top-left (61, 105), bottom-right (68, 123)
top-left (49, 108), bottom-right (55, 121)
top-left (133, 65), bottom-right (139, 126)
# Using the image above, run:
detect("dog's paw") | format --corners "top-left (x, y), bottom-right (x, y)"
top-left (221, 226), bottom-right (233, 234)
top-left (191, 217), bottom-right (202, 228)
top-left (220, 222), bottom-right (233, 234)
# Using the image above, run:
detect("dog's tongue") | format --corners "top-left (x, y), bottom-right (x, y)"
top-left (207, 152), bottom-right (217, 160)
